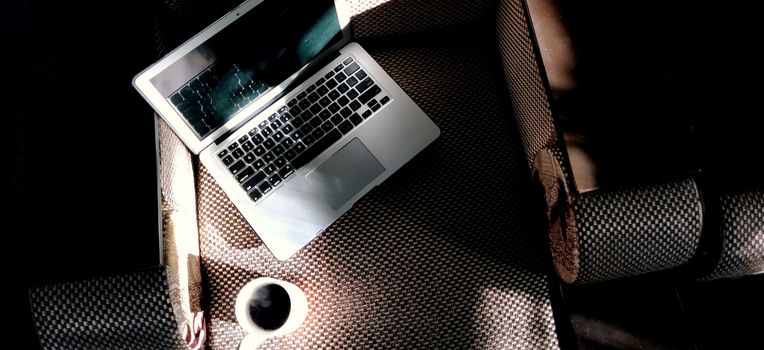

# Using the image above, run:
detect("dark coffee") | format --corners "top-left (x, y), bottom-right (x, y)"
top-left (248, 283), bottom-right (291, 330)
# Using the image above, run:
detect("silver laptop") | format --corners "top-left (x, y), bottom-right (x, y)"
top-left (134, 0), bottom-right (439, 260)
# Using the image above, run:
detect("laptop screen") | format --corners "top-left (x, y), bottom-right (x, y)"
top-left (150, 0), bottom-right (342, 139)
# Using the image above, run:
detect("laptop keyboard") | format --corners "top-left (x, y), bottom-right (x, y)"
top-left (216, 57), bottom-right (390, 203)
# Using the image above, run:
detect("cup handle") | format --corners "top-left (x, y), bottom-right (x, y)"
top-left (238, 334), bottom-right (266, 350)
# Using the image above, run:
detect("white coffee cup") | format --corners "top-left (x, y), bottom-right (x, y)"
top-left (234, 277), bottom-right (308, 349)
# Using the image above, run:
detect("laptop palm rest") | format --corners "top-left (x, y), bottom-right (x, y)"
top-left (306, 138), bottom-right (385, 210)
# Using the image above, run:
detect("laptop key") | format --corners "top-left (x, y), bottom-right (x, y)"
top-left (263, 152), bottom-right (276, 163)
top-left (242, 141), bottom-right (255, 151)
top-left (254, 145), bottom-right (266, 156)
top-left (283, 138), bottom-right (294, 148)
top-left (340, 107), bottom-right (352, 118)
top-left (218, 149), bottom-right (228, 158)
top-left (380, 96), bottom-right (391, 105)
top-left (319, 109), bottom-right (332, 121)
top-left (346, 76), bottom-right (358, 87)
top-left (321, 121), bottom-right (334, 133)
top-left (298, 99), bottom-right (311, 110)
top-left (271, 119), bottom-right (283, 129)
top-left (279, 165), bottom-right (295, 178)
top-left (171, 93), bottom-right (184, 105)
top-left (297, 91), bottom-right (307, 100)
top-left (294, 142), bottom-right (306, 153)
top-left (273, 131), bottom-right (284, 142)
top-left (362, 110), bottom-right (373, 119)
top-left (328, 102), bottom-right (341, 113)
top-left (282, 124), bottom-right (294, 134)
top-left (253, 159), bottom-right (265, 170)
top-left (355, 78), bottom-right (373, 93)
top-left (243, 171), bottom-right (266, 191)
top-left (319, 97), bottom-right (331, 108)
top-left (355, 69), bottom-right (367, 80)
top-left (236, 166), bottom-right (255, 182)
top-left (334, 64), bottom-right (344, 72)
top-left (303, 134), bottom-right (316, 146)
top-left (349, 100), bottom-right (362, 111)
top-left (338, 120), bottom-right (354, 134)
top-left (349, 113), bottom-right (363, 126)
top-left (264, 164), bottom-right (277, 175)
top-left (251, 134), bottom-right (264, 145)
top-left (347, 89), bottom-right (359, 100)
top-left (272, 145), bottom-right (285, 156)
top-left (309, 117), bottom-right (322, 128)
top-left (229, 160), bottom-right (246, 174)
top-left (243, 153), bottom-right (257, 163)
top-left (343, 62), bottom-right (360, 76)
top-left (299, 125), bottom-right (312, 138)
top-left (258, 182), bottom-right (272, 194)
top-left (261, 126), bottom-right (273, 137)
top-left (246, 171), bottom-right (266, 192)
top-left (317, 85), bottom-right (329, 96)
top-left (274, 157), bottom-right (286, 168)
top-left (326, 79), bottom-right (338, 89)
top-left (358, 85), bottom-right (382, 104)
top-left (222, 155), bottom-right (235, 166)
top-left (307, 92), bottom-right (320, 103)
top-left (337, 96), bottom-right (350, 107)
top-left (337, 83), bottom-right (349, 93)
top-left (269, 174), bottom-right (283, 187)
top-left (291, 129), bottom-right (342, 169)
top-left (311, 128), bottom-right (325, 139)
top-left (292, 117), bottom-right (304, 128)
top-left (284, 150), bottom-right (297, 161)
top-left (324, 71), bottom-right (335, 79)
top-left (227, 142), bottom-right (239, 151)
top-left (329, 90), bottom-right (341, 100)
top-left (335, 72), bottom-right (347, 82)
top-left (309, 103), bottom-right (322, 114)
top-left (343, 57), bottom-right (354, 65)
top-left (330, 114), bottom-right (343, 125)
top-left (263, 139), bottom-right (276, 150)
top-left (248, 188), bottom-right (263, 202)
top-left (232, 148), bottom-right (245, 159)
top-left (287, 98), bottom-right (298, 107)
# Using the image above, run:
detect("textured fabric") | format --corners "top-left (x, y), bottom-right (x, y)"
top-left (703, 188), bottom-right (764, 280)
top-left (571, 179), bottom-right (703, 284)
top-left (197, 41), bottom-right (560, 349)
top-left (158, 118), bottom-right (207, 348)
top-left (496, 0), bottom-right (559, 171)
top-left (29, 267), bottom-right (186, 350)
top-left (347, 0), bottom-right (497, 39)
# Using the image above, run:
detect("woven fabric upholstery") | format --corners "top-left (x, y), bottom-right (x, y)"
top-left (496, 0), bottom-right (558, 171)
top-left (347, 0), bottom-right (497, 39)
top-left (571, 179), bottom-right (703, 284)
top-left (197, 39), bottom-right (560, 349)
top-left (29, 267), bottom-right (186, 350)
top-left (703, 188), bottom-right (764, 280)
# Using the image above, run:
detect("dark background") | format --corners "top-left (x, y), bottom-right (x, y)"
top-left (6, 1), bottom-right (162, 347)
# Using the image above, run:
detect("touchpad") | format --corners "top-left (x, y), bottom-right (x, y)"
top-left (306, 138), bottom-right (385, 210)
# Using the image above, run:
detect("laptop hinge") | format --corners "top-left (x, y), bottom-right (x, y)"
top-left (214, 50), bottom-right (342, 145)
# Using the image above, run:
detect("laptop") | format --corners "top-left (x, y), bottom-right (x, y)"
top-left (133, 0), bottom-right (440, 260)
